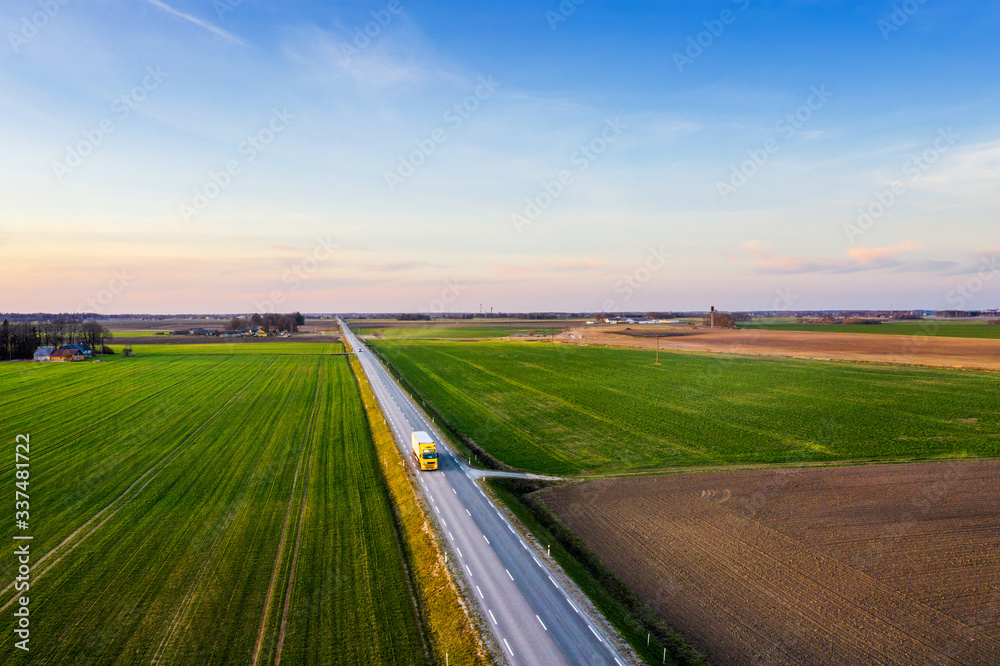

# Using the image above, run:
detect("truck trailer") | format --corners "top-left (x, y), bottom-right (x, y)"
top-left (411, 431), bottom-right (438, 471)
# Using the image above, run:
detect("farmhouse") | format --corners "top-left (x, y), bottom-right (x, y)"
top-left (50, 348), bottom-right (84, 362)
top-left (60, 343), bottom-right (92, 357)
top-left (33, 346), bottom-right (55, 362)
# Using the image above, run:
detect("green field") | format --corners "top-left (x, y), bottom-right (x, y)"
top-left (0, 344), bottom-right (424, 664)
top-left (357, 325), bottom-right (560, 339)
top-left (368, 340), bottom-right (1000, 476)
top-left (740, 320), bottom-right (1000, 339)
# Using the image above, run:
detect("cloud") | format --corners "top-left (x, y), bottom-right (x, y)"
top-left (741, 240), bottom-right (929, 275)
top-left (143, 0), bottom-right (246, 45)
top-left (846, 240), bottom-right (921, 264)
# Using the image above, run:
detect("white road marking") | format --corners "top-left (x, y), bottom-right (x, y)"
top-left (452, 488), bottom-right (457, 495)
top-left (489, 610), bottom-right (497, 625)
top-left (465, 565), bottom-right (472, 577)
top-left (448, 532), bottom-right (454, 541)
top-left (503, 638), bottom-right (514, 656)
top-left (507, 525), bottom-right (515, 534)
top-left (548, 575), bottom-right (558, 588)
top-left (466, 509), bottom-right (471, 517)
top-left (533, 557), bottom-right (541, 566)
top-left (476, 585), bottom-right (483, 598)
top-left (441, 519), bottom-right (447, 527)
top-left (615, 658), bottom-right (625, 666)
top-left (483, 534), bottom-right (490, 545)
top-left (567, 598), bottom-right (579, 614)
top-left (588, 625), bottom-right (603, 642)
top-left (434, 506), bottom-right (440, 514)
top-left (506, 569), bottom-right (514, 581)
top-left (536, 615), bottom-right (548, 631)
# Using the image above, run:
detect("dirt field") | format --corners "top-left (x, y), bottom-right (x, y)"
top-left (544, 461), bottom-right (1000, 665)
top-left (563, 325), bottom-right (1000, 371)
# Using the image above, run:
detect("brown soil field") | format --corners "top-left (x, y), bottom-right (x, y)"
top-left (563, 325), bottom-right (1000, 371)
top-left (544, 461), bottom-right (1000, 665)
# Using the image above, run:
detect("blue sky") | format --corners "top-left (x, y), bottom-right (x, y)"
top-left (2, 0), bottom-right (998, 313)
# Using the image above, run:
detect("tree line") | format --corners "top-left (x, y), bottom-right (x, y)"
top-left (229, 312), bottom-right (305, 334)
top-left (1, 317), bottom-right (113, 361)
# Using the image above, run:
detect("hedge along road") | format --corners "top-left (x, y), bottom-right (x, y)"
top-left (0, 346), bottom-right (424, 664)
top-left (341, 319), bottom-right (629, 666)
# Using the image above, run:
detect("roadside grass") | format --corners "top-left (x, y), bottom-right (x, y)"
top-left (487, 478), bottom-right (706, 666)
top-left (739, 320), bottom-right (1000, 339)
top-left (0, 352), bottom-right (423, 663)
top-left (367, 340), bottom-right (1000, 476)
top-left (347, 346), bottom-right (493, 666)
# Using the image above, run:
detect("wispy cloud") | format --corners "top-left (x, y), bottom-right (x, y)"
top-left (741, 240), bottom-right (931, 275)
top-left (143, 0), bottom-right (246, 45)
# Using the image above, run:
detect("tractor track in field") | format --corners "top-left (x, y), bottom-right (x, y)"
top-left (0, 367), bottom-right (264, 613)
top-left (251, 361), bottom-right (324, 666)
top-left (274, 361), bottom-right (326, 665)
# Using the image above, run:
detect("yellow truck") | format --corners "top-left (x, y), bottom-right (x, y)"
top-left (411, 431), bottom-right (438, 471)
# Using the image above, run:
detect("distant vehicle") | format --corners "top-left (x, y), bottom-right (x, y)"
top-left (411, 431), bottom-right (438, 471)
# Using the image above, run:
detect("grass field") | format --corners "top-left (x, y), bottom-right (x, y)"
top-left (740, 320), bottom-right (1000, 339)
top-left (357, 325), bottom-right (560, 339)
top-left (368, 340), bottom-right (1000, 475)
top-left (0, 343), bottom-right (426, 664)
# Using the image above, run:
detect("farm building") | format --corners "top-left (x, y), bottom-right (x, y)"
top-left (60, 343), bottom-right (92, 357)
top-left (33, 346), bottom-right (55, 362)
top-left (50, 348), bottom-right (85, 362)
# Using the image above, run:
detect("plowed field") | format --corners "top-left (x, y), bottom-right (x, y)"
top-left (544, 461), bottom-right (1000, 665)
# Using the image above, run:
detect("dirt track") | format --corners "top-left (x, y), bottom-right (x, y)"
top-left (564, 326), bottom-right (1000, 371)
top-left (544, 461), bottom-right (1000, 665)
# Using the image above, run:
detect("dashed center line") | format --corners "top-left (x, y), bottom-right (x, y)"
top-left (536, 615), bottom-right (548, 631)
top-left (483, 534), bottom-right (490, 545)
top-left (506, 569), bottom-right (514, 581)
top-left (466, 509), bottom-right (471, 517)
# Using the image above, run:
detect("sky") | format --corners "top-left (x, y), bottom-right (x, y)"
top-left (1, 0), bottom-right (998, 314)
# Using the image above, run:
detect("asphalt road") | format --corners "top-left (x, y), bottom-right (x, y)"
top-left (340, 321), bottom-right (626, 666)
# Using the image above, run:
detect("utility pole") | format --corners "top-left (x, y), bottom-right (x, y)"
top-left (710, 305), bottom-right (715, 329)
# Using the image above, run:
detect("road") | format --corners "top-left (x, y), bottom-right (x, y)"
top-left (339, 320), bottom-right (627, 666)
